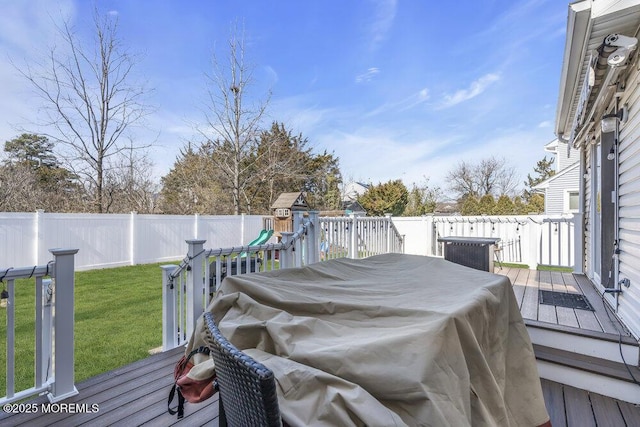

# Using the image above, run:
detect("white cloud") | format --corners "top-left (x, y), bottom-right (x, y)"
top-left (368, 0), bottom-right (397, 51)
top-left (355, 67), bottom-right (380, 83)
top-left (439, 73), bottom-right (501, 109)
top-left (366, 87), bottom-right (429, 116)
top-left (538, 120), bottom-right (552, 128)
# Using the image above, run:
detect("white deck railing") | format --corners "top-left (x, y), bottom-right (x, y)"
top-left (160, 212), bottom-right (321, 351)
top-left (320, 214), bottom-right (404, 259)
top-left (0, 249), bottom-right (79, 405)
top-left (424, 214), bottom-right (582, 270)
top-left (160, 212), bottom-right (406, 351)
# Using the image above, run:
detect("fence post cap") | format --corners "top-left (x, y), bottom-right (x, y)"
top-left (185, 239), bottom-right (207, 244)
top-left (49, 248), bottom-right (79, 256)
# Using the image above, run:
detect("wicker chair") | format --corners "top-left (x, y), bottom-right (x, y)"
top-left (203, 311), bottom-right (283, 427)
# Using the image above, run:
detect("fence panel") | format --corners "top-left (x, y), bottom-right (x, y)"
top-left (392, 215), bottom-right (577, 270)
top-left (0, 213), bottom-right (35, 267)
top-left (0, 212), bottom-right (266, 270)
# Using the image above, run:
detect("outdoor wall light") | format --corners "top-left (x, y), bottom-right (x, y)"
top-left (607, 144), bottom-right (616, 161)
top-left (601, 107), bottom-right (627, 133)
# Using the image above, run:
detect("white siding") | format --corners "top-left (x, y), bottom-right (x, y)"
top-left (616, 61), bottom-right (640, 339)
top-left (556, 140), bottom-right (581, 171)
top-left (544, 165), bottom-right (580, 215)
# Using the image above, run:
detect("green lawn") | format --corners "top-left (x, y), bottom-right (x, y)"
top-left (1, 262), bottom-right (172, 394)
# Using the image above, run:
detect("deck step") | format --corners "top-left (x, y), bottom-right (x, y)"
top-left (525, 318), bottom-right (639, 364)
top-left (533, 344), bottom-right (640, 404)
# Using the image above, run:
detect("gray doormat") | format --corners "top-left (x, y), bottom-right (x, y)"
top-left (538, 290), bottom-right (594, 311)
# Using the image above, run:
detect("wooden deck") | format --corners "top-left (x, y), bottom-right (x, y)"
top-left (1, 344), bottom-right (638, 426)
top-left (2, 267), bottom-right (639, 426)
top-left (497, 266), bottom-right (631, 336)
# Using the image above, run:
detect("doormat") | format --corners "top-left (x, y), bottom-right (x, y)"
top-left (539, 290), bottom-right (594, 311)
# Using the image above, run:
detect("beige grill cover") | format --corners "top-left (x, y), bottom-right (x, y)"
top-left (194, 253), bottom-right (550, 426)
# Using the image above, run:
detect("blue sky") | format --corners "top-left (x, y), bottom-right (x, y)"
top-left (0, 0), bottom-right (568, 195)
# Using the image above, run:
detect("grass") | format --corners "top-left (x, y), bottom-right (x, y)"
top-left (536, 265), bottom-right (574, 272)
top-left (1, 262), bottom-right (170, 394)
top-left (497, 262), bottom-right (574, 273)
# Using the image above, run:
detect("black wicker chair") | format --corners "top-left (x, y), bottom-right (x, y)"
top-left (203, 311), bottom-right (283, 427)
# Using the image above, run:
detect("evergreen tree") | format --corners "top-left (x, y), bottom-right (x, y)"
top-left (359, 180), bottom-right (408, 216)
top-left (478, 194), bottom-right (496, 214)
top-left (523, 156), bottom-right (555, 202)
top-left (461, 195), bottom-right (480, 216)
top-left (494, 194), bottom-right (515, 215)
top-left (527, 193), bottom-right (545, 214)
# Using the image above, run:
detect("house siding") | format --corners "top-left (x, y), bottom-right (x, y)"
top-left (616, 60), bottom-right (640, 339)
top-left (556, 141), bottom-right (581, 171)
top-left (543, 165), bottom-right (580, 215)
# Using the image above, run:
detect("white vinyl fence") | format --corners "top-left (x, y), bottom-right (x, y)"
top-left (0, 211), bottom-right (268, 271)
top-left (2, 211), bottom-right (580, 272)
top-left (393, 214), bottom-right (582, 270)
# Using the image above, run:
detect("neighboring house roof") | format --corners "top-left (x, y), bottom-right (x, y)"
top-left (532, 162), bottom-right (580, 191)
top-left (434, 201), bottom-right (458, 215)
top-left (342, 200), bottom-right (366, 214)
top-left (555, 1), bottom-right (640, 145)
top-left (342, 181), bottom-right (370, 202)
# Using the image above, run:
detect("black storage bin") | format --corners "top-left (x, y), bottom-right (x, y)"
top-left (437, 237), bottom-right (500, 272)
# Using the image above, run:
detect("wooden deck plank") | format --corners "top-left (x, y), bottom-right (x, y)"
top-left (520, 269), bottom-right (539, 320)
top-left (509, 268), bottom-right (528, 311)
top-left (617, 399), bottom-right (640, 425)
top-left (549, 271), bottom-right (580, 328)
top-left (540, 378), bottom-right (566, 427)
top-left (561, 273), bottom-right (603, 332)
top-left (563, 385), bottom-right (596, 427)
top-left (590, 392), bottom-right (626, 427)
top-left (136, 393), bottom-right (219, 426)
top-left (573, 274), bottom-right (629, 335)
top-left (537, 271), bottom-right (558, 324)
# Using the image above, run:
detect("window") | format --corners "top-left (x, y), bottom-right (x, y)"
top-left (565, 190), bottom-right (579, 213)
top-left (275, 208), bottom-right (290, 218)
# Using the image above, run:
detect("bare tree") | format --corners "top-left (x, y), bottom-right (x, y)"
top-left (17, 9), bottom-right (150, 212)
top-left (197, 23), bottom-right (270, 215)
top-left (102, 143), bottom-right (159, 213)
top-left (447, 156), bottom-right (519, 200)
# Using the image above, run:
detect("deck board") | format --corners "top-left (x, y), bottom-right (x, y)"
top-left (540, 378), bottom-right (566, 427)
top-left (2, 346), bottom-right (638, 426)
top-left (564, 385), bottom-right (597, 427)
top-left (590, 392), bottom-right (626, 427)
top-left (498, 267), bottom-right (631, 337)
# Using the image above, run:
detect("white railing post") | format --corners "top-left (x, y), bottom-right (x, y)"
top-left (292, 212), bottom-right (304, 266)
top-left (280, 232), bottom-right (293, 269)
top-left (161, 265), bottom-right (179, 351)
top-left (385, 213), bottom-right (393, 253)
top-left (349, 214), bottom-right (357, 259)
top-left (308, 211), bottom-right (320, 264)
top-left (49, 248), bottom-right (79, 403)
top-left (185, 239), bottom-right (206, 343)
top-left (572, 213), bottom-right (584, 273)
